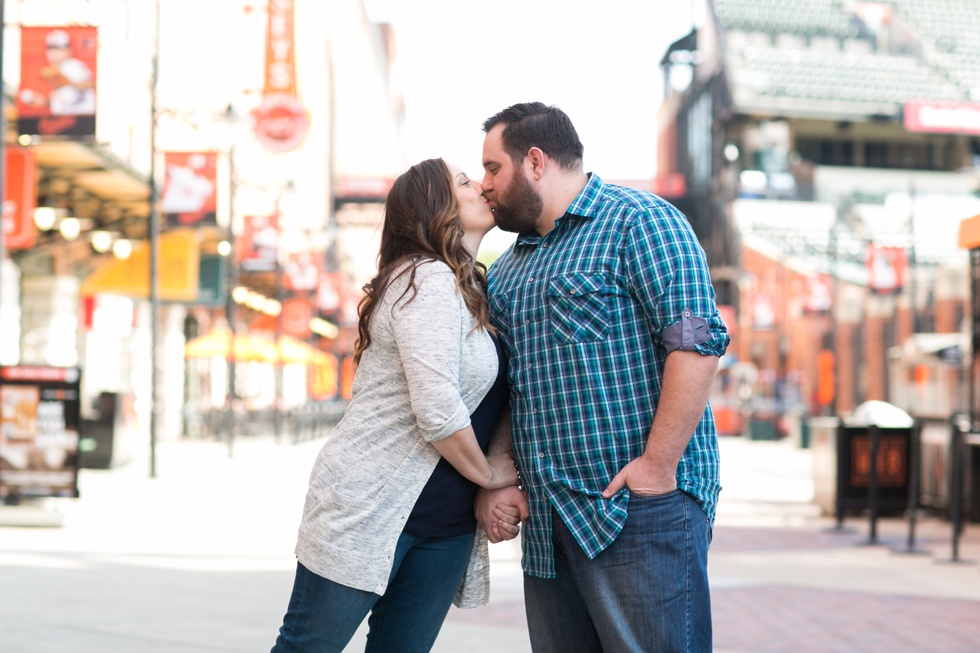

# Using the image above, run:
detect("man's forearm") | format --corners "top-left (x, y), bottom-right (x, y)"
top-left (643, 351), bottom-right (718, 474)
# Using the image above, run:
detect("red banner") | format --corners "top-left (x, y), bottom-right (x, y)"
top-left (316, 271), bottom-right (348, 312)
top-left (3, 148), bottom-right (37, 250)
top-left (240, 214), bottom-right (279, 271)
top-left (867, 245), bottom-right (907, 295)
top-left (17, 26), bottom-right (97, 137)
top-left (803, 274), bottom-right (832, 315)
top-left (252, 0), bottom-right (309, 152)
top-left (161, 152), bottom-right (218, 228)
top-left (281, 296), bottom-right (313, 337)
top-left (283, 251), bottom-right (321, 292)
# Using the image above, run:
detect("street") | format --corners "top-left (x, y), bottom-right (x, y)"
top-left (1, 434), bottom-right (978, 652)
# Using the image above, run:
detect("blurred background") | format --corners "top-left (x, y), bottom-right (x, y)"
top-left (0, 0), bottom-right (979, 524)
top-left (1, 1), bottom-right (980, 651)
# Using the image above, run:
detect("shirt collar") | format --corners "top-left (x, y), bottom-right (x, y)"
top-left (565, 172), bottom-right (605, 220)
top-left (514, 172), bottom-right (604, 247)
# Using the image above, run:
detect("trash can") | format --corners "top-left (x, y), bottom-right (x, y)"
top-left (829, 401), bottom-right (914, 518)
top-left (747, 414), bottom-right (778, 440)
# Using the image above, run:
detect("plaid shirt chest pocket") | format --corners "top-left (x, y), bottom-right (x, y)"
top-left (547, 272), bottom-right (609, 344)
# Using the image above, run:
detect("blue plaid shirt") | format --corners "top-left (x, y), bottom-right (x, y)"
top-left (487, 173), bottom-right (729, 578)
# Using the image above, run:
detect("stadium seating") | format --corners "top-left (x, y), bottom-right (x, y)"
top-left (713, 0), bottom-right (980, 104)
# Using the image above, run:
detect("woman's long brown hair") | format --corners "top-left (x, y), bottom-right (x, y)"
top-left (354, 158), bottom-right (492, 364)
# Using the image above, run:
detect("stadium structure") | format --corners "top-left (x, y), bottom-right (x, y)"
top-left (657, 0), bottom-right (980, 454)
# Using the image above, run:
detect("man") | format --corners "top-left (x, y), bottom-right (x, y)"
top-left (476, 102), bottom-right (729, 652)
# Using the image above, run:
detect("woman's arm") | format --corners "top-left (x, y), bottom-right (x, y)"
top-left (475, 405), bottom-right (529, 541)
top-left (431, 425), bottom-right (518, 490)
top-left (388, 263), bottom-right (518, 488)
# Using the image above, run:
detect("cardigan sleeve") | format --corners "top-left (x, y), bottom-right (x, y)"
top-left (389, 262), bottom-right (472, 442)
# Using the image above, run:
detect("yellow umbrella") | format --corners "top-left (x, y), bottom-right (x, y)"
top-left (184, 327), bottom-right (280, 363)
top-left (274, 335), bottom-right (328, 364)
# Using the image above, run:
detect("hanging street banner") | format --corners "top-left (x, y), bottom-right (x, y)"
top-left (252, 0), bottom-right (309, 152)
top-left (0, 366), bottom-right (81, 499)
top-left (17, 26), bottom-right (98, 137)
top-left (282, 251), bottom-right (321, 292)
top-left (240, 214), bottom-right (279, 271)
top-left (867, 245), bottom-right (907, 296)
top-left (161, 152), bottom-right (218, 228)
top-left (3, 148), bottom-right (38, 251)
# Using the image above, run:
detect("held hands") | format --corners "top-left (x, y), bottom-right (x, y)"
top-left (601, 454), bottom-right (677, 499)
top-left (485, 452), bottom-right (520, 490)
top-left (475, 485), bottom-right (529, 543)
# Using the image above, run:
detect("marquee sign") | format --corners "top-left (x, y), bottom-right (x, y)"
top-left (252, 0), bottom-right (309, 152)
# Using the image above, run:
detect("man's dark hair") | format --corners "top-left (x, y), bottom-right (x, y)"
top-left (482, 102), bottom-right (584, 170)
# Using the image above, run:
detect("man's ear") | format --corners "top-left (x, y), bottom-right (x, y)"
top-left (527, 147), bottom-right (546, 180)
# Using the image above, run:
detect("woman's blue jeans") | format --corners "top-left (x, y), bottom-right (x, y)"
top-left (524, 490), bottom-right (712, 652)
top-left (271, 531), bottom-right (474, 653)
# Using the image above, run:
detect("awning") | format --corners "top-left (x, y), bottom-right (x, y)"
top-left (184, 328), bottom-right (280, 363)
top-left (33, 140), bottom-right (151, 218)
top-left (184, 328), bottom-right (332, 365)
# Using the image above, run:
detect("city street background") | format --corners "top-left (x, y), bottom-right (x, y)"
top-left (1, 433), bottom-right (978, 652)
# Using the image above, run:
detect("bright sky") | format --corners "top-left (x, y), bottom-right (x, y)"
top-left (363, 0), bottom-right (698, 181)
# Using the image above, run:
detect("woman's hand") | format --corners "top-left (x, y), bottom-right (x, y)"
top-left (490, 503), bottom-right (523, 540)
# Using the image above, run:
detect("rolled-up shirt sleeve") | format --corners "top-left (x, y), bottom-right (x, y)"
top-left (622, 202), bottom-right (729, 357)
top-left (389, 264), bottom-right (472, 442)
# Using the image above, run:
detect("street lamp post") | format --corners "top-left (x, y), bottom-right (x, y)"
top-left (274, 200), bottom-right (283, 443)
top-left (148, 0), bottom-right (161, 478)
top-left (223, 105), bottom-right (239, 458)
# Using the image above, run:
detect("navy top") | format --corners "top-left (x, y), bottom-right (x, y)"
top-left (404, 334), bottom-right (509, 538)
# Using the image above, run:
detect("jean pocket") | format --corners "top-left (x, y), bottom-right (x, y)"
top-left (547, 273), bottom-right (609, 344)
top-left (628, 488), bottom-right (681, 503)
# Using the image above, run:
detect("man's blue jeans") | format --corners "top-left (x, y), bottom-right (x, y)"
top-left (271, 531), bottom-right (474, 653)
top-left (524, 490), bottom-right (712, 652)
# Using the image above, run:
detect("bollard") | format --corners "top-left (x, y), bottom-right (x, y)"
top-left (892, 418), bottom-right (930, 555)
top-left (865, 424), bottom-right (881, 545)
top-left (936, 415), bottom-right (975, 565)
top-left (832, 421), bottom-right (847, 531)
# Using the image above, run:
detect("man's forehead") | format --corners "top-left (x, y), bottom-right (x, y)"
top-left (482, 127), bottom-right (506, 167)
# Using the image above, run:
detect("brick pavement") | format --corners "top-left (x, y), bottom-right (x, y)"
top-left (710, 515), bottom-right (980, 653)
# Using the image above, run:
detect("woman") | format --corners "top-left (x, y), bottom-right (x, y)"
top-left (271, 159), bottom-right (520, 652)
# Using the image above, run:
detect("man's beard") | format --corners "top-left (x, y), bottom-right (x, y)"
top-left (492, 170), bottom-right (543, 233)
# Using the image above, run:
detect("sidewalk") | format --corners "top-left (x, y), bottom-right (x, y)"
top-left (711, 438), bottom-right (980, 653)
top-left (0, 434), bottom-right (977, 652)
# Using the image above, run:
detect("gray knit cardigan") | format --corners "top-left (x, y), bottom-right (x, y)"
top-left (294, 260), bottom-right (499, 607)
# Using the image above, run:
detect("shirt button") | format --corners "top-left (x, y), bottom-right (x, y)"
top-left (538, 453), bottom-right (545, 459)
top-left (528, 277), bottom-right (534, 283)
top-left (524, 319), bottom-right (530, 326)
top-left (683, 310), bottom-right (692, 317)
